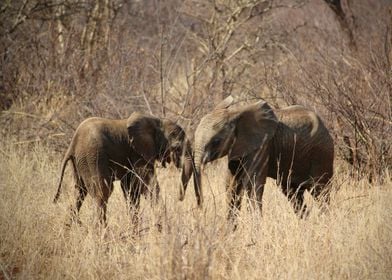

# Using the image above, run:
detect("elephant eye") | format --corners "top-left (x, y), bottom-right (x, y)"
top-left (210, 138), bottom-right (221, 147)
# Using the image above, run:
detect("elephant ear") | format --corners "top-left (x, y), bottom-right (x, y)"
top-left (229, 101), bottom-right (278, 160)
top-left (127, 113), bottom-right (167, 163)
top-left (214, 95), bottom-right (234, 110)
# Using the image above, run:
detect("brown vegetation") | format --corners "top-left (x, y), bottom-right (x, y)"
top-left (0, 140), bottom-right (391, 279)
top-left (0, 0), bottom-right (391, 278)
top-left (1, 0), bottom-right (391, 177)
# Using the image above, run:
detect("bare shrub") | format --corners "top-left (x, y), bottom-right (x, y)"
top-left (305, 53), bottom-right (391, 182)
top-left (275, 3), bottom-right (392, 182)
top-left (1, 1), bottom-right (391, 176)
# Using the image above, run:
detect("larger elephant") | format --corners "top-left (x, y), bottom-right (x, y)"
top-left (54, 112), bottom-right (193, 226)
top-left (191, 96), bottom-right (334, 220)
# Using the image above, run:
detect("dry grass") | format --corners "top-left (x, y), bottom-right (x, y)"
top-left (0, 140), bottom-right (391, 280)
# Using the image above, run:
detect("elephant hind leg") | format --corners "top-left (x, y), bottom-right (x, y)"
top-left (311, 182), bottom-right (331, 206)
top-left (310, 161), bottom-right (333, 205)
top-left (284, 183), bottom-right (307, 218)
top-left (309, 179), bottom-right (332, 216)
top-left (92, 175), bottom-right (114, 227)
top-left (67, 177), bottom-right (87, 226)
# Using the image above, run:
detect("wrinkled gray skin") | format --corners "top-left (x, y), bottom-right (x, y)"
top-left (192, 97), bottom-right (334, 221)
top-left (54, 112), bottom-right (193, 227)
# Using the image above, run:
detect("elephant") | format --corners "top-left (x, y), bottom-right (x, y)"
top-left (191, 96), bottom-right (334, 221)
top-left (53, 112), bottom-right (193, 227)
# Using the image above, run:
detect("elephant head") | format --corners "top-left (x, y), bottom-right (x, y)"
top-left (192, 96), bottom-right (278, 207)
top-left (126, 113), bottom-right (194, 200)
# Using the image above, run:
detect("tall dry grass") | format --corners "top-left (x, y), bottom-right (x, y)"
top-left (0, 140), bottom-right (391, 279)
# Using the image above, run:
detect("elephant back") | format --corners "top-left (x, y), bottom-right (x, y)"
top-left (275, 106), bottom-right (331, 143)
top-left (271, 106), bottom-right (334, 180)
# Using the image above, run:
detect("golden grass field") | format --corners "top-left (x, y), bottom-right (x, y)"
top-left (0, 140), bottom-right (391, 279)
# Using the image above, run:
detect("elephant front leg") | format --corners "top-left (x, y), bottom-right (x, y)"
top-left (138, 168), bottom-right (163, 232)
top-left (121, 175), bottom-right (142, 235)
top-left (129, 188), bottom-right (141, 235)
top-left (152, 180), bottom-right (160, 205)
top-left (226, 181), bottom-right (243, 227)
top-left (246, 183), bottom-right (265, 216)
top-left (134, 165), bottom-right (160, 206)
top-left (144, 167), bottom-right (160, 206)
top-left (243, 154), bottom-right (268, 217)
top-left (227, 160), bottom-right (244, 227)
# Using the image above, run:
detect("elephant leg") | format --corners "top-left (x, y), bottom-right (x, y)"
top-left (141, 166), bottom-right (160, 206)
top-left (284, 183), bottom-right (307, 218)
top-left (150, 176), bottom-right (160, 205)
top-left (310, 154), bottom-right (333, 205)
top-left (309, 178), bottom-right (331, 206)
top-left (227, 181), bottom-right (243, 225)
top-left (68, 177), bottom-right (87, 226)
top-left (121, 171), bottom-right (142, 233)
top-left (238, 152), bottom-right (268, 217)
top-left (141, 167), bottom-right (163, 232)
top-left (309, 176), bottom-right (332, 216)
top-left (312, 185), bottom-right (331, 211)
top-left (310, 161), bottom-right (333, 206)
top-left (144, 169), bottom-right (162, 232)
top-left (95, 175), bottom-right (114, 227)
top-left (120, 173), bottom-right (133, 211)
top-left (72, 181), bottom-right (87, 224)
top-left (227, 160), bottom-right (244, 224)
top-left (129, 180), bottom-right (142, 234)
top-left (246, 184), bottom-right (265, 215)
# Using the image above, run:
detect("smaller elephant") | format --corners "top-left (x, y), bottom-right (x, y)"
top-left (191, 96), bottom-right (334, 221)
top-left (54, 112), bottom-right (193, 227)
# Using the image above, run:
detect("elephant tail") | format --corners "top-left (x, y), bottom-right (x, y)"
top-left (53, 153), bottom-right (75, 203)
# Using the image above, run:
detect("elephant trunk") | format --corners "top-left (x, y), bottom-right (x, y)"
top-left (178, 140), bottom-right (194, 201)
top-left (193, 147), bottom-right (205, 207)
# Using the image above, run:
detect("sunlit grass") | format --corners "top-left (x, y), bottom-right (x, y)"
top-left (0, 141), bottom-right (391, 279)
